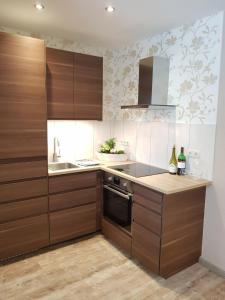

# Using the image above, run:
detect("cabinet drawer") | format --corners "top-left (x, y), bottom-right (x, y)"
top-left (49, 172), bottom-right (97, 194)
top-left (0, 178), bottom-right (48, 204)
top-left (0, 214), bottom-right (49, 260)
top-left (0, 160), bottom-right (47, 183)
top-left (134, 184), bottom-right (162, 204)
top-left (0, 130), bottom-right (47, 159)
top-left (134, 194), bottom-right (162, 214)
top-left (132, 222), bottom-right (160, 273)
top-left (49, 187), bottom-right (96, 211)
top-left (0, 196), bottom-right (48, 224)
top-left (50, 203), bottom-right (97, 244)
top-left (133, 203), bottom-right (161, 236)
top-left (102, 218), bottom-right (131, 256)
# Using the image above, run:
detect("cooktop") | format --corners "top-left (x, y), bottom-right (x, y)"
top-left (109, 163), bottom-right (168, 178)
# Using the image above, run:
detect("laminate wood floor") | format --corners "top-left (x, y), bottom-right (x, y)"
top-left (0, 234), bottom-right (225, 300)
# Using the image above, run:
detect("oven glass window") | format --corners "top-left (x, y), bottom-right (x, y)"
top-left (103, 187), bottom-right (131, 228)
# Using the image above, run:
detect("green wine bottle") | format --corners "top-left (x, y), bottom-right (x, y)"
top-left (177, 147), bottom-right (186, 175)
top-left (169, 146), bottom-right (177, 175)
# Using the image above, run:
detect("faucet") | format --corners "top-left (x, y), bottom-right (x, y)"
top-left (53, 137), bottom-right (61, 162)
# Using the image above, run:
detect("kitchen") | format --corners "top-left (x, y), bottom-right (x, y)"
top-left (1, 1), bottom-right (225, 299)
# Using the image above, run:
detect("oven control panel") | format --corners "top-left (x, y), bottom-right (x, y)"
top-left (104, 172), bottom-right (133, 193)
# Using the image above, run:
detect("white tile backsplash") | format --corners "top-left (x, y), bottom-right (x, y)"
top-left (48, 120), bottom-right (215, 180)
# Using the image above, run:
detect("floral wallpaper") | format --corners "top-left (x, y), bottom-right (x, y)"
top-left (0, 11), bottom-right (223, 125)
top-left (103, 12), bottom-right (223, 124)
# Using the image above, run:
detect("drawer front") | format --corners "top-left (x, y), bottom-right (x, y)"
top-left (133, 203), bottom-right (161, 236)
top-left (0, 178), bottom-right (48, 204)
top-left (50, 203), bottom-right (97, 244)
top-left (49, 172), bottom-right (97, 194)
top-left (134, 194), bottom-right (162, 214)
top-left (0, 130), bottom-right (47, 159)
top-left (0, 214), bottom-right (49, 260)
top-left (0, 196), bottom-right (48, 224)
top-left (134, 184), bottom-right (162, 204)
top-left (0, 160), bottom-right (47, 183)
top-left (102, 218), bottom-right (132, 256)
top-left (132, 222), bottom-right (160, 274)
top-left (49, 187), bottom-right (96, 212)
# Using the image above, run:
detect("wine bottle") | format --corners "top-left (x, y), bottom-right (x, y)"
top-left (177, 147), bottom-right (186, 175)
top-left (169, 146), bottom-right (177, 175)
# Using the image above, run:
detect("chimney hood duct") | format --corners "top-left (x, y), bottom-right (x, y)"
top-left (121, 56), bottom-right (175, 109)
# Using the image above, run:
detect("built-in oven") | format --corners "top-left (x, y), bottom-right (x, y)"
top-left (103, 172), bottom-right (133, 232)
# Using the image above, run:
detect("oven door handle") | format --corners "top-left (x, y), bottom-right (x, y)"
top-left (103, 184), bottom-right (131, 200)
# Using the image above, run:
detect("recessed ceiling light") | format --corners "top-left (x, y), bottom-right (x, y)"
top-left (34, 3), bottom-right (45, 10)
top-left (105, 5), bottom-right (115, 13)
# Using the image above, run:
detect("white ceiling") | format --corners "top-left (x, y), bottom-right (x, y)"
top-left (0, 0), bottom-right (224, 47)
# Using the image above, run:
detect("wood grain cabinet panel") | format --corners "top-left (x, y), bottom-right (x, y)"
top-left (0, 196), bottom-right (48, 224)
top-left (46, 47), bottom-right (74, 119)
top-left (49, 172), bottom-right (97, 194)
top-left (0, 214), bottom-right (49, 261)
top-left (132, 222), bottom-right (160, 274)
top-left (0, 178), bottom-right (48, 204)
top-left (49, 187), bottom-right (97, 211)
top-left (0, 160), bottom-right (47, 183)
top-left (0, 130), bottom-right (47, 159)
top-left (102, 218), bottom-right (132, 256)
top-left (132, 203), bottom-right (161, 236)
top-left (50, 203), bottom-right (97, 244)
top-left (74, 53), bottom-right (103, 120)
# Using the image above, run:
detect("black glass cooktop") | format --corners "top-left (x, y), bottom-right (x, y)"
top-left (109, 163), bottom-right (168, 178)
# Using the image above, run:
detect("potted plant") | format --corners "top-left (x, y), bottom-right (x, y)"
top-left (97, 138), bottom-right (128, 162)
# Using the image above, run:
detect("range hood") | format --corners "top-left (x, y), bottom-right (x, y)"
top-left (121, 56), bottom-right (175, 109)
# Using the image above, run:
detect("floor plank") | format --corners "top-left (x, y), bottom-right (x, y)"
top-left (0, 234), bottom-right (225, 300)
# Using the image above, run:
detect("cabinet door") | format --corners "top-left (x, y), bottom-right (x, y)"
top-left (46, 47), bottom-right (74, 119)
top-left (50, 203), bottom-right (97, 244)
top-left (74, 53), bottom-right (103, 120)
top-left (0, 32), bottom-right (47, 159)
top-left (0, 214), bottom-right (49, 260)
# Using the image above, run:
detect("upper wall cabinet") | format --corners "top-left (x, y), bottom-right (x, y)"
top-left (74, 53), bottom-right (103, 120)
top-left (46, 48), bottom-right (74, 119)
top-left (46, 48), bottom-right (103, 120)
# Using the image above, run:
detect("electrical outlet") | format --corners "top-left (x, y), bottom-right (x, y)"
top-left (120, 140), bottom-right (129, 147)
top-left (188, 149), bottom-right (200, 159)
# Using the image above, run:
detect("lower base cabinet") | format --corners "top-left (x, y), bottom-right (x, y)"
top-left (0, 214), bottom-right (49, 260)
top-left (50, 203), bottom-right (97, 244)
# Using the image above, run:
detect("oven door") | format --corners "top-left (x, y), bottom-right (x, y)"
top-left (103, 184), bottom-right (132, 229)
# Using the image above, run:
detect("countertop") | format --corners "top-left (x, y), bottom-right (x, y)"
top-left (48, 161), bottom-right (211, 195)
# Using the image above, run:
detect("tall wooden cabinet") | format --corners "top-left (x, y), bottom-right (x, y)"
top-left (46, 47), bottom-right (103, 120)
top-left (0, 32), bottom-right (49, 260)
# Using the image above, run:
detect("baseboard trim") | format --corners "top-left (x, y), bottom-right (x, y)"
top-left (199, 257), bottom-right (225, 278)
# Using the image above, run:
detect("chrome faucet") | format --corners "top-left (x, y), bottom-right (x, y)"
top-left (53, 137), bottom-right (61, 162)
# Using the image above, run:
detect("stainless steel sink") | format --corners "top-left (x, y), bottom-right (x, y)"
top-left (48, 162), bottom-right (79, 171)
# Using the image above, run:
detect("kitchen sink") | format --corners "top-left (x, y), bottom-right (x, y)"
top-left (48, 162), bottom-right (79, 171)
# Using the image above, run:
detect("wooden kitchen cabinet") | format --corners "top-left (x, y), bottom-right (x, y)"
top-left (0, 32), bottom-right (49, 261)
top-left (46, 47), bottom-right (74, 119)
top-left (50, 203), bottom-right (97, 244)
top-left (0, 214), bottom-right (49, 260)
top-left (46, 47), bottom-right (103, 120)
top-left (132, 183), bottom-right (206, 278)
top-left (49, 171), bottom-right (100, 245)
top-left (74, 53), bottom-right (103, 120)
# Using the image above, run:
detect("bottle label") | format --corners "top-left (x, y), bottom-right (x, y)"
top-left (169, 164), bottom-right (177, 174)
top-left (178, 162), bottom-right (185, 169)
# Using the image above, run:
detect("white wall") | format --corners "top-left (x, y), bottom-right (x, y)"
top-left (202, 16), bottom-right (225, 272)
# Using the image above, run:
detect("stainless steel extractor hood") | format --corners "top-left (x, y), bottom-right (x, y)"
top-left (121, 56), bottom-right (175, 109)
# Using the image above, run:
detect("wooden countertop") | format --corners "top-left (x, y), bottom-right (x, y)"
top-left (49, 161), bottom-right (211, 195)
